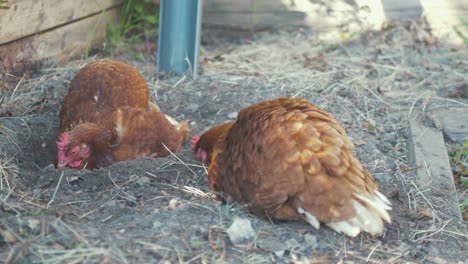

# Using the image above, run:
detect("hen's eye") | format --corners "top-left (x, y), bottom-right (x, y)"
top-left (71, 150), bottom-right (77, 155)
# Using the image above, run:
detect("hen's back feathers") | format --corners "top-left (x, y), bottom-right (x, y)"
top-left (58, 59), bottom-right (189, 169)
top-left (59, 59), bottom-right (150, 132)
top-left (204, 98), bottom-right (391, 237)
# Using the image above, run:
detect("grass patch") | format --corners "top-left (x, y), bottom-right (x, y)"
top-left (449, 141), bottom-right (468, 183)
top-left (461, 197), bottom-right (468, 221)
top-left (106, 0), bottom-right (160, 58)
top-left (0, 0), bottom-right (9, 9)
top-left (453, 18), bottom-right (468, 45)
top-left (448, 140), bottom-right (468, 220)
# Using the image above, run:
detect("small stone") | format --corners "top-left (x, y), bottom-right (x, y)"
top-left (303, 233), bottom-right (318, 250)
top-left (125, 194), bottom-right (137, 202)
top-left (226, 217), bottom-right (255, 244)
top-left (258, 236), bottom-right (286, 253)
top-left (168, 198), bottom-right (178, 209)
top-left (26, 219), bottom-right (41, 230)
top-left (384, 142), bottom-right (393, 150)
top-left (106, 200), bottom-right (117, 207)
top-left (228, 112), bottom-right (238, 119)
top-left (274, 250), bottom-right (285, 258)
top-left (285, 238), bottom-right (300, 249)
top-left (36, 174), bottom-right (53, 187)
top-left (186, 104), bottom-right (199, 112)
top-left (374, 173), bottom-right (392, 183)
top-left (32, 189), bottom-right (42, 199)
top-left (152, 221), bottom-right (162, 229)
top-left (68, 176), bottom-right (80, 182)
top-left (136, 177), bottom-right (150, 187)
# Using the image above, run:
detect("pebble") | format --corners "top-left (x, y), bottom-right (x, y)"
top-left (285, 238), bottom-right (300, 249)
top-left (225, 217), bottom-right (255, 244)
top-left (136, 176), bottom-right (150, 187)
top-left (258, 236), bottom-right (286, 253)
top-left (374, 173), bottom-right (392, 183)
top-left (186, 103), bottom-right (198, 112)
top-left (152, 221), bottom-right (162, 229)
top-left (303, 233), bottom-right (318, 250)
top-left (36, 174), bottom-right (53, 187)
top-left (228, 112), bottom-right (238, 119)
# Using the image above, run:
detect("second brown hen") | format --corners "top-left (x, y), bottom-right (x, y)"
top-left (57, 59), bottom-right (189, 169)
top-left (192, 97), bottom-right (391, 237)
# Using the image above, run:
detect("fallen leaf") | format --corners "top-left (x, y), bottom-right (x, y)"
top-left (26, 219), bottom-right (41, 230)
top-left (417, 208), bottom-right (433, 219)
top-left (0, 229), bottom-right (16, 242)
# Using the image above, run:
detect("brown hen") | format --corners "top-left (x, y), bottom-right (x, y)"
top-left (57, 59), bottom-right (189, 169)
top-left (192, 97), bottom-right (391, 237)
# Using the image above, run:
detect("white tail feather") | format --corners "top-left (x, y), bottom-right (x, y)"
top-left (299, 191), bottom-right (392, 237)
top-left (327, 220), bottom-right (361, 237)
top-left (354, 192), bottom-right (392, 224)
top-left (297, 207), bottom-right (320, 229)
top-left (375, 190), bottom-right (392, 206)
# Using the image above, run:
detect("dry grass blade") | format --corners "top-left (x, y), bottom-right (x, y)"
top-left (0, 152), bottom-right (19, 191)
top-left (38, 247), bottom-right (128, 264)
top-left (183, 185), bottom-right (212, 197)
top-left (161, 143), bottom-right (199, 177)
top-left (137, 241), bottom-right (173, 251)
top-left (412, 219), bottom-right (452, 242)
top-left (47, 171), bottom-right (64, 209)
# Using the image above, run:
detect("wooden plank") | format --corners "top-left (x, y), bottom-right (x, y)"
top-left (203, 0), bottom-right (383, 30)
top-left (0, 0), bottom-right (122, 45)
top-left (0, 8), bottom-right (119, 67)
top-left (204, 0), bottom-right (288, 13)
top-left (408, 120), bottom-right (466, 252)
top-left (204, 0), bottom-right (468, 14)
top-left (203, 0), bottom-right (468, 45)
top-left (382, 0), bottom-right (468, 10)
top-left (434, 108), bottom-right (468, 142)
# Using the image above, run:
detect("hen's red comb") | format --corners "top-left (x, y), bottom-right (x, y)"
top-left (191, 135), bottom-right (200, 151)
top-left (56, 132), bottom-right (70, 151)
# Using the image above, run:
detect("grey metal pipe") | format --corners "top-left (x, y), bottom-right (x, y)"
top-left (157, 0), bottom-right (202, 79)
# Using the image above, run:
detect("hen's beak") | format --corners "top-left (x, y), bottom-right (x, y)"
top-left (57, 161), bottom-right (68, 169)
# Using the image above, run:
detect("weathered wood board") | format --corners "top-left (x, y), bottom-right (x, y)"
top-left (408, 119), bottom-right (466, 253)
top-left (0, 8), bottom-right (119, 67)
top-left (0, 0), bottom-right (122, 45)
top-left (203, 0), bottom-right (468, 45)
top-left (434, 108), bottom-right (468, 142)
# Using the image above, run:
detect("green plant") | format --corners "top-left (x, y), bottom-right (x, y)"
top-left (107, 0), bottom-right (159, 48)
top-left (453, 18), bottom-right (468, 45)
top-left (248, 1), bottom-right (258, 33)
top-left (0, 0), bottom-right (9, 9)
top-left (451, 141), bottom-right (468, 179)
top-left (449, 141), bottom-right (468, 188)
top-left (460, 196), bottom-right (468, 221)
top-left (448, 141), bottom-right (468, 221)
